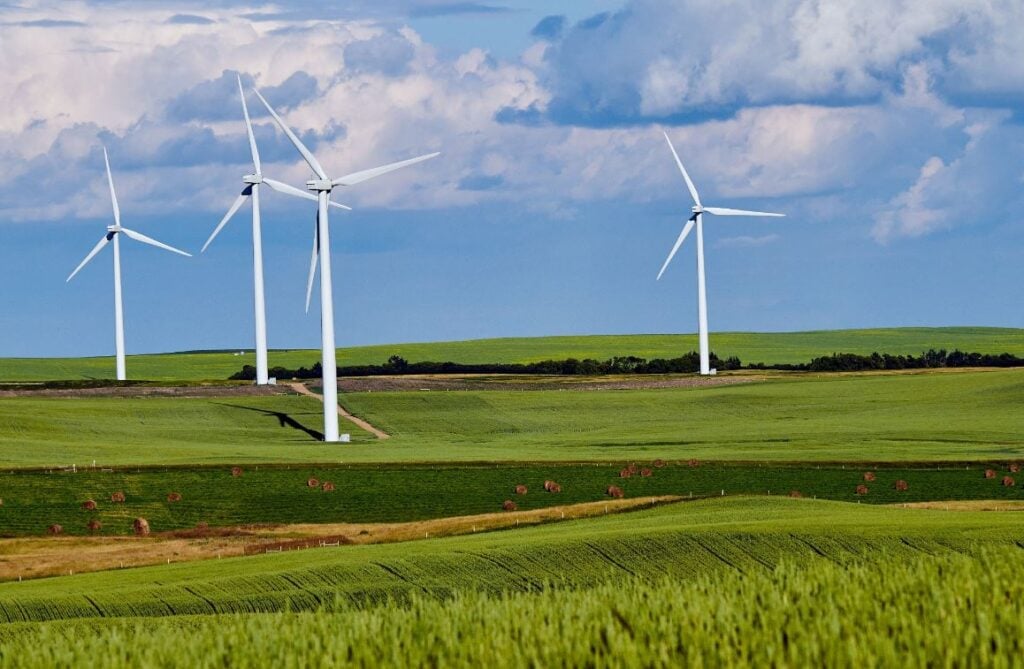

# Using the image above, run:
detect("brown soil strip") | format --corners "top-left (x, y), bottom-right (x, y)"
top-left (0, 385), bottom-right (289, 399)
top-left (337, 373), bottom-right (763, 392)
top-left (895, 500), bottom-right (1024, 511)
top-left (284, 382), bottom-right (390, 439)
top-left (0, 496), bottom-right (680, 582)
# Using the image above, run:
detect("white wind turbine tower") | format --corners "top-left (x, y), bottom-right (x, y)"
top-left (67, 148), bottom-right (192, 381)
top-left (656, 131), bottom-right (784, 375)
top-left (253, 87), bottom-right (439, 442)
top-left (201, 75), bottom-right (349, 386)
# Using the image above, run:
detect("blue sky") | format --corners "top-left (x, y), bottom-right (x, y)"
top-left (1, 0), bottom-right (1023, 358)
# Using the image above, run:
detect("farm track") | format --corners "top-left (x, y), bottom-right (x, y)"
top-left (284, 382), bottom-right (390, 439)
top-left (0, 496), bottom-right (678, 582)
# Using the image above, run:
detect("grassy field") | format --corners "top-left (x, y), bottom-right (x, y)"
top-left (1, 368), bottom-right (1021, 467)
top-left (2, 547), bottom-right (1020, 667)
top-left (0, 498), bottom-right (1020, 624)
top-left (0, 461), bottom-right (1020, 537)
top-left (1, 327), bottom-right (1022, 381)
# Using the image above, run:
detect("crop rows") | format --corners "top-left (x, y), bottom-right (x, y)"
top-left (0, 462), bottom-right (1021, 536)
top-left (0, 546), bottom-right (1022, 667)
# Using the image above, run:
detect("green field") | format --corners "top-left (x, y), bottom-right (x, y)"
top-left (2, 546), bottom-right (1020, 667)
top-left (0, 498), bottom-right (1020, 624)
top-left (1, 461), bottom-right (1020, 537)
top-left (1, 327), bottom-right (1022, 381)
top-left (1, 368), bottom-right (1022, 468)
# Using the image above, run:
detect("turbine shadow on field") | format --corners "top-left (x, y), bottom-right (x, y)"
top-left (213, 402), bottom-right (324, 441)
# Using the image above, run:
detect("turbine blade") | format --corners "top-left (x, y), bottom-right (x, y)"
top-left (102, 147), bottom-right (121, 227)
top-left (331, 152), bottom-right (440, 187)
top-left (238, 75), bottom-right (261, 173)
top-left (263, 177), bottom-right (353, 210)
top-left (202, 189), bottom-right (250, 253)
top-left (656, 218), bottom-right (696, 281)
top-left (120, 228), bottom-right (192, 257)
top-left (251, 87), bottom-right (328, 180)
top-left (662, 132), bottom-right (700, 207)
top-left (66, 235), bottom-right (110, 282)
top-left (703, 206), bottom-right (785, 217)
top-left (305, 219), bottom-right (319, 313)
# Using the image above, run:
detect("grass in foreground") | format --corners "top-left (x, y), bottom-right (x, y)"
top-left (0, 497), bottom-right (1020, 625)
top-left (2, 548), bottom-right (1020, 667)
top-left (1, 369), bottom-right (1022, 467)
top-left (2, 327), bottom-right (1023, 382)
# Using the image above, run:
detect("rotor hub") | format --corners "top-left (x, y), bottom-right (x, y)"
top-left (691, 205), bottom-right (702, 214)
top-left (307, 179), bottom-right (333, 192)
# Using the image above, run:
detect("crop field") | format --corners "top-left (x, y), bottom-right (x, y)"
top-left (0, 498), bottom-right (1020, 625)
top-left (0, 461), bottom-right (1021, 537)
top-left (1, 326), bottom-right (1022, 382)
top-left (1, 368), bottom-right (1022, 467)
top-left (1, 546), bottom-right (1021, 667)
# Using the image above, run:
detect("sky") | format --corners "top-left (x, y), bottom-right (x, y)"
top-left (1, 0), bottom-right (1023, 358)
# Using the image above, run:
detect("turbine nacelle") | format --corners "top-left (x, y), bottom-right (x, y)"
top-left (105, 225), bottom-right (120, 234)
top-left (242, 174), bottom-right (263, 185)
top-left (306, 178), bottom-right (333, 192)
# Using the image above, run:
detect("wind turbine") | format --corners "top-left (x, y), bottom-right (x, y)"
top-left (656, 131), bottom-right (784, 375)
top-left (201, 75), bottom-right (349, 386)
top-left (67, 148), bottom-right (192, 381)
top-left (252, 86), bottom-right (439, 442)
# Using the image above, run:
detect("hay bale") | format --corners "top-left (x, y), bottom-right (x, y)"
top-left (1010, 463), bottom-right (1021, 474)
top-left (133, 517), bottom-right (150, 536)
top-left (502, 500), bottom-right (517, 511)
top-left (855, 484), bottom-right (869, 495)
top-left (862, 472), bottom-right (876, 482)
top-left (166, 492), bottom-right (182, 503)
top-left (87, 519), bottom-right (102, 534)
top-left (47, 524), bottom-right (63, 536)
top-left (627, 463), bottom-right (639, 475)
top-left (640, 468), bottom-right (653, 478)
top-left (110, 491), bottom-right (126, 503)
top-left (231, 466), bottom-right (244, 477)
top-left (514, 484), bottom-right (528, 495)
top-left (1002, 476), bottom-right (1015, 487)
top-left (985, 469), bottom-right (997, 479)
top-left (788, 490), bottom-right (802, 498)
top-left (81, 499), bottom-right (97, 511)
top-left (894, 480), bottom-right (909, 492)
top-left (687, 459), bottom-right (700, 468)
top-left (618, 468), bottom-right (632, 479)
top-left (322, 482), bottom-right (336, 492)
top-left (307, 477), bottom-right (320, 488)
top-left (543, 479), bottom-right (556, 492)
top-left (653, 459), bottom-right (667, 468)
top-left (548, 482), bottom-right (562, 493)
top-left (606, 485), bottom-right (624, 499)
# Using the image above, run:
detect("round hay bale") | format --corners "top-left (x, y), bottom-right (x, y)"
top-left (862, 472), bottom-right (876, 482)
top-left (687, 459), bottom-right (700, 468)
top-left (985, 469), bottom-right (997, 479)
top-left (627, 463), bottom-right (639, 475)
top-left (894, 480), bottom-right (909, 492)
top-left (87, 519), bottom-right (102, 534)
top-left (514, 484), bottom-right (528, 495)
top-left (606, 485), bottom-right (624, 499)
top-left (855, 484), bottom-right (869, 495)
top-left (543, 479), bottom-right (556, 492)
top-left (1002, 476), bottom-right (1015, 487)
top-left (1010, 463), bottom-right (1021, 474)
top-left (110, 491), bottom-right (126, 503)
top-left (133, 517), bottom-right (150, 536)
top-left (231, 466), bottom-right (244, 478)
top-left (618, 468), bottom-right (632, 479)
top-left (81, 499), bottom-right (97, 511)
top-left (307, 477), bottom-right (320, 488)
top-left (640, 468), bottom-right (653, 478)
top-left (322, 481), bottom-right (336, 492)
top-left (653, 459), bottom-right (667, 468)
top-left (502, 499), bottom-right (517, 511)
top-left (548, 482), bottom-right (562, 493)
top-left (788, 490), bottom-right (803, 498)
top-left (166, 492), bottom-right (182, 503)
top-left (47, 524), bottom-right (63, 536)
